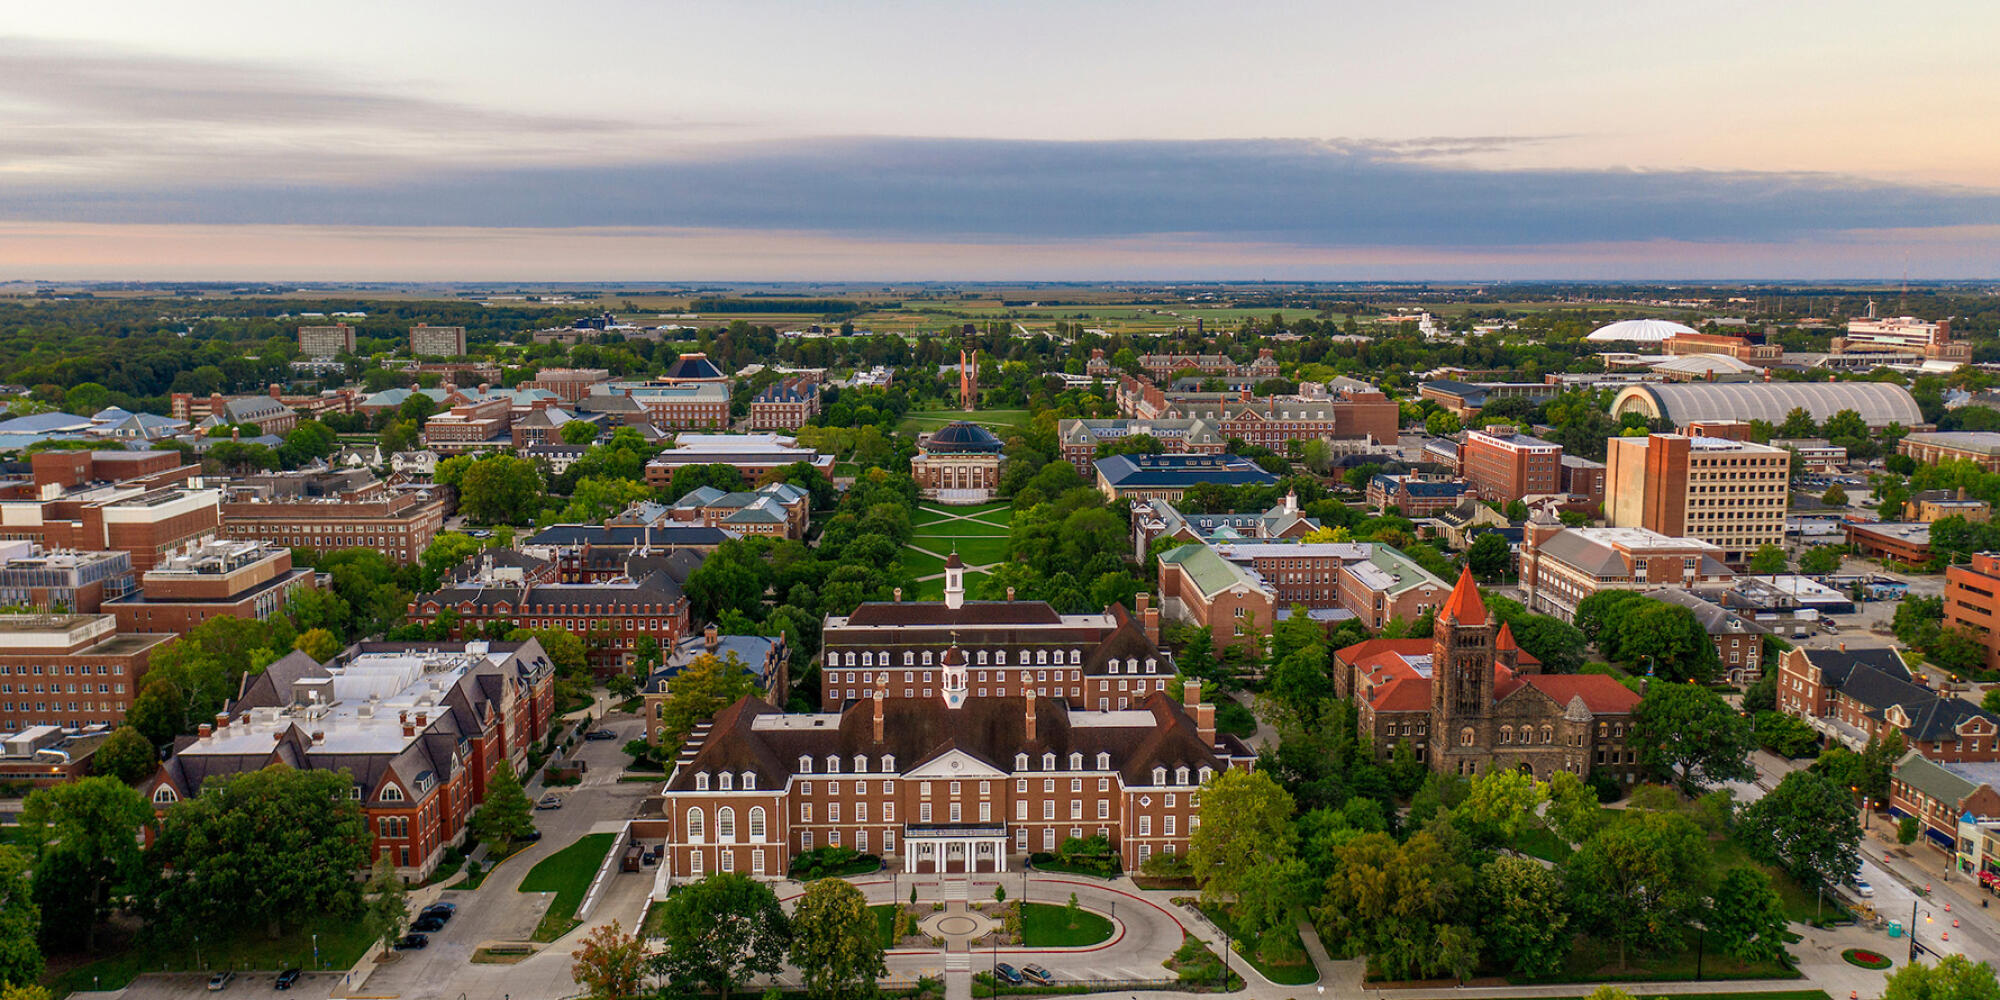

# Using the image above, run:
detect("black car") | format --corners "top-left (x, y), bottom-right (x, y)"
top-left (412, 915), bottom-right (446, 933)
top-left (274, 969), bottom-right (301, 991)
top-left (519, 828), bottom-right (543, 843)
top-left (393, 933), bottom-right (429, 951)
top-left (420, 903), bottom-right (456, 922)
top-left (992, 963), bottom-right (1023, 986)
top-left (584, 729), bottom-right (618, 741)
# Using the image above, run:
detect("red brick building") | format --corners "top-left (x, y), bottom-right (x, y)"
top-left (1459, 427), bottom-right (1563, 503)
top-left (0, 456), bottom-right (219, 573)
top-left (522, 368), bottom-right (612, 403)
top-left (148, 640), bottom-right (557, 878)
top-left (657, 679), bottom-right (1254, 878)
top-left (217, 471), bottom-right (445, 565)
top-left (748, 377), bottom-right (822, 431)
top-left (1113, 376), bottom-right (1399, 447)
top-left (409, 561), bottom-right (690, 678)
top-left (1775, 644), bottom-right (2000, 760)
top-left (106, 540), bottom-right (317, 635)
top-left (0, 613), bottom-right (172, 733)
top-left (1946, 551), bottom-right (2000, 673)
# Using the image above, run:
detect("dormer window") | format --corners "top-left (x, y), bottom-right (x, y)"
top-left (1175, 766), bottom-right (1189, 785)
top-left (742, 772), bottom-right (756, 790)
top-left (1145, 658), bottom-right (1157, 673)
top-left (903, 652), bottom-right (914, 666)
top-left (695, 772), bottom-right (710, 791)
top-left (1198, 766), bottom-right (1213, 783)
top-left (1036, 650), bottom-right (1048, 664)
top-left (1016, 753), bottom-right (1029, 770)
top-left (1069, 752), bottom-right (1083, 770)
top-left (997, 651), bottom-right (1007, 666)
top-left (798, 756), bottom-right (813, 774)
top-left (825, 755), bottom-right (840, 774)
top-left (381, 784), bottom-right (405, 802)
top-left (719, 772), bottom-right (733, 791)
top-left (852, 755), bottom-right (867, 773)
top-left (1042, 752), bottom-right (1056, 770)
top-left (1097, 752), bottom-right (1111, 770)
top-left (153, 786), bottom-right (178, 805)
top-left (1153, 766), bottom-right (1167, 785)
top-left (881, 754), bottom-right (895, 771)
top-left (1071, 650), bottom-right (1081, 665)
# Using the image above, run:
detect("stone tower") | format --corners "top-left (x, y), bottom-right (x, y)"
top-left (1431, 566), bottom-right (1496, 774)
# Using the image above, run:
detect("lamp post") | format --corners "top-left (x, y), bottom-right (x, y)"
top-left (194, 934), bottom-right (203, 972)
top-left (312, 933), bottom-right (319, 969)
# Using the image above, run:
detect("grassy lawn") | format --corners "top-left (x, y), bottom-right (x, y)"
top-left (1524, 927), bottom-right (1798, 985)
top-left (911, 571), bottom-right (988, 601)
top-left (869, 904), bottom-right (900, 949)
top-left (913, 502), bottom-right (1013, 525)
top-left (904, 548), bottom-right (948, 577)
top-left (897, 410), bottom-right (1032, 436)
top-left (46, 915), bottom-right (375, 994)
top-left (1020, 902), bottom-right (1114, 947)
top-left (1197, 903), bottom-right (1318, 985)
top-left (911, 533), bottom-right (1010, 565)
top-left (519, 832), bottom-right (617, 942)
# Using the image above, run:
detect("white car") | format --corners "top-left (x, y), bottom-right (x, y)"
top-left (1851, 877), bottom-right (1874, 898)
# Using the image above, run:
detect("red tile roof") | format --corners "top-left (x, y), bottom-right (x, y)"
top-left (1440, 566), bottom-right (1486, 626)
top-left (1520, 674), bottom-right (1641, 714)
top-left (1370, 677), bottom-right (1431, 713)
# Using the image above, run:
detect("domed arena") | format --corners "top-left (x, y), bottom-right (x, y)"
top-left (1584, 318), bottom-right (1700, 343)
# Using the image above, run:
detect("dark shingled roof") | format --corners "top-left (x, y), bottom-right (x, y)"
top-left (844, 600), bottom-right (1064, 627)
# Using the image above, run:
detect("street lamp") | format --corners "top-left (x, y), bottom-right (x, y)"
top-left (312, 933), bottom-right (319, 969)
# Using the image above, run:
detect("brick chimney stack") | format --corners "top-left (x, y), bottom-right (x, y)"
top-left (1137, 593), bottom-right (1160, 645)
top-left (872, 676), bottom-right (887, 743)
top-left (704, 624), bottom-right (719, 652)
top-left (1025, 689), bottom-right (1037, 743)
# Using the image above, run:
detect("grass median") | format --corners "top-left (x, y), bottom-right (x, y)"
top-left (520, 832), bottom-right (617, 942)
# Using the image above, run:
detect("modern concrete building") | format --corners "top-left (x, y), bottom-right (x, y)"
top-left (105, 540), bottom-right (317, 635)
top-left (0, 613), bottom-right (172, 732)
top-left (1605, 433), bottom-right (1789, 564)
top-left (0, 542), bottom-right (134, 613)
top-left (1837, 316), bottom-right (1969, 362)
top-left (1609, 381), bottom-right (1923, 432)
top-left (297, 324), bottom-right (356, 359)
top-left (1945, 551), bottom-right (2000, 673)
top-left (408, 325), bottom-right (467, 357)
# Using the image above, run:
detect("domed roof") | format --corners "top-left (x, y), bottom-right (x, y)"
top-left (924, 421), bottom-right (1004, 453)
top-left (1585, 318), bottom-right (1699, 343)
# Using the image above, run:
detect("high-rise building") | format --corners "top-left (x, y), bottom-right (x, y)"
top-left (1604, 433), bottom-right (1789, 564)
top-left (408, 325), bottom-right (467, 357)
top-left (1459, 427), bottom-right (1564, 502)
top-left (297, 324), bottom-right (356, 359)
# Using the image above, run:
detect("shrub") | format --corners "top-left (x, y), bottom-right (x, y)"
top-left (1140, 850), bottom-right (1194, 879)
top-left (789, 845), bottom-right (881, 879)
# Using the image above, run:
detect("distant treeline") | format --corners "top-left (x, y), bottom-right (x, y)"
top-left (689, 298), bottom-right (896, 316)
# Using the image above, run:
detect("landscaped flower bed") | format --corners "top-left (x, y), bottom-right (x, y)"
top-left (1842, 947), bottom-right (1892, 970)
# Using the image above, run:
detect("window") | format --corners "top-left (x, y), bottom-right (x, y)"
top-left (1016, 753), bottom-right (1029, 770)
top-left (1043, 801), bottom-right (1055, 820)
top-left (720, 850), bottom-right (734, 872)
top-left (743, 772), bottom-right (756, 790)
top-left (1016, 800), bottom-right (1028, 820)
top-left (719, 772), bottom-right (732, 791)
top-left (749, 807), bottom-right (766, 840)
top-left (1069, 752), bottom-right (1083, 770)
top-left (799, 756), bottom-right (813, 773)
top-left (1097, 800), bottom-right (1109, 819)
top-left (1071, 778), bottom-right (1083, 792)
top-left (381, 784), bottom-right (405, 802)
top-left (1139, 815), bottom-right (1151, 836)
top-left (687, 807), bottom-right (706, 840)
top-left (1096, 752), bottom-right (1110, 770)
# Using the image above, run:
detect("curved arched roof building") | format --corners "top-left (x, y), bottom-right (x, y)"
top-left (1586, 319), bottom-right (1699, 343)
top-left (1611, 381), bottom-right (1922, 429)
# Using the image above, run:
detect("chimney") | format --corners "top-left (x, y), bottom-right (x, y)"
top-left (1140, 593), bottom-right (1160, 644)
top-left (215, 712), bottom-right (229, 730)
top-left (269, 383), bottom-right (282, 399)
top-left (704, 624), bottom-right (719, 651)
top-left (872, 684), bottom-right (885, 743)
top-left (416, 711), bottom-right (428, 727)
top-left (230, 426), bottom-right (241, 441)
top-left (1839, 641), bottom-right (1847, 652)
top-left (1184, 679), bottom-right (1201, 707)
top-left (479, 382), bottom-right (492, 395)
top-left (198, 723), bottom-right (212, 738)
top-left (894, 587), bottom-right (903, 602)
top-left (1196, 701), bottom-right (1215, 744)
top-left (312, 731), bottom-right (325, 745)
top-left (1007, 587), bottom-right (1016, 601)
top-left (402, 722), bottom-right (416, 738)
top-left (1024, 690), bottom-right (1037, 743)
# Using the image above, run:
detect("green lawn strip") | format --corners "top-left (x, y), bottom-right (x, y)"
top-left (46, 916), bottom-right (374, 993)
top-left (869, 904), bottom-right (900, 948)
top-left (911, 534), bottom-right (1010, 565)
top-left (1518, 926), bottom-right (1799, 985)
top-left (1195, 903), bottom-right (1317, 985)
top-left (913, 502), bottom-right (1013, 524)
top-left (520, 832), bottom-right (617, 942)
top-left (1020, 902), bottom-right (1114, 947)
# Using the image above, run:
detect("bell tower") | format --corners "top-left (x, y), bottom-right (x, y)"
top-left (1432, 566), bottom-right (1495, 771)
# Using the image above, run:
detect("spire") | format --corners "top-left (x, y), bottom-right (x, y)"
top-left (1495, 620), bottom-right (1518, 650)
top-left (943, 549), bottom-right (965, 611)
top-left (1440, 565), bottom-right (1487, 626)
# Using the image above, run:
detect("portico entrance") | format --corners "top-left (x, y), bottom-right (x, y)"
top-left (902, 823), bottom-right (1009, 873)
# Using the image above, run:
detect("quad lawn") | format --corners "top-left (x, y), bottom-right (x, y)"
top-left (520, 832), bottom-right (617, 942)
top-left (910, 533), bottom-right (1010, 565)
top-left (912, 503), bottom-right (1012, 528)
top-left (1019, 902), bottom-right (1115, 947)
top-left (897, 409), bottom-right (1032, 437)
top-left (904, 549), bottom-right (949, 577)
top-left (911, 571), bottom-right (989, 601)
top-left (46, 916), bottom-right (374, 994)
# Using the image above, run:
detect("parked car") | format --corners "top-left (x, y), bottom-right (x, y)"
top-left (1021, 964), bottom-right (1055, 986)
top-left (412, 915), bottom-right (446, 932)
top-left (1851, 877), bottom-right (1875, 898)
top-left (420, 902), bottom-right (456, 921)
top-left (585, 729), bottom-right (618, 741)
top-left (519, 828), bottom-right (543, 843)
top-left (274, 969), bottom-right (301, 991)
top-left (393, 933), bottom-right (429, 951)
top-left (993, 964), bottom-right (1023, 986)
top-left (207, 971), bottom-right (235, 992)
top-left (536, 793), bottom-right (563, 810)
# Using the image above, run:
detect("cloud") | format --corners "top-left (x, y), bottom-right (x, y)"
top-left (7, 136), bottom-right (2000, 250)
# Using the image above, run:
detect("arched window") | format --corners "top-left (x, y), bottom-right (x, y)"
top-left (1499, 726), bottom-right (1513, 744)
top-left (152, 785), bottom-right (177, 804)
top-left (825, 755), bottom-right (840, 773)
top-left (748, 807), bottom-right (766, 841)
top-left (853, 755), bottom-right (867, 773)
top-left (1460, 728), bottom-right (1476, 747)
top-left (1069, 752), bottom-right (1083, 770)
top-left (1175, 766), bottom-right (1189, 785)
top-left (1541, 726), bottom-right (1553, 744)
top-left (381, 784), bottom-right (405, 802)
top-left (695, 772), bottom-right (710, 791)
top-left (1016, 753), bottom-right (1029, 770)
top-left (1198, 766), bottom-right (1213, 784)
top-left (687, 807), bottom-right (706, 840)
top-left (1153, 766), bottom-right (1167, 785)
top-left (1042, 752), bottom-right (1056, 770)
top-left (718, 807), bottom-right (736, 841)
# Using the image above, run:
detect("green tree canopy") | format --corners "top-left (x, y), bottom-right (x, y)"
top-left (789, 878), bottom-right (886, 1000)
top-left (648, 872), bottom-right (790, 1000)
top-left (20, 776), bottom-right (150, 951)
top-left (1187, 769), bottom-right (1299, 906)
top-left (1631, 681), bottom-right (1756, 795)
top-left (90, 725), bottom-right (159, 785)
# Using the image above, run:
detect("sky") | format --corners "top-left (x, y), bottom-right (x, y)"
top-left (6, 0), bottom-right (2000, 281)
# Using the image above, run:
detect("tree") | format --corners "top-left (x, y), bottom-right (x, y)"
top-left (1544, 770), bottom-right (1604, 846)
top-left (1583, 990), bottom-right (1638, 1000)
top-left (1882, 954), bottom-right (2000, 1000)
top-left (559, 420), bottom-right (601, 445)
top-left (1778, 407), bottom-right (1818, 439)
top-left (508, 626), bottom-right (588, 677)
top-left (0, 848), bottom-right (41, 990)
top-left (91, 724), bottom-right (159, 785)
top-left (145, 766), bottom-right (369, 937)
top-left (1174, 626), bottom-right (1220, 685)
top-left (1737, 770), bottom-right (1860, 894)
top-left (790, 878), bottom-right (886, 1000)
top-left (1477, 856), bottom-right (1568, 978)
top-left (1563, 810), bottom-right (1708, 968)
top-left (1822, 484), bottom-right (1848, 506)
top-left (1631, 682), bottom-right (1756, 795)
top-left (1706, 866), bottom-right (1789, 964)
top-left (1426, 411), bottom-right (1462, 437)
top-left (294, 627), bottom-right (344, 663)
top-left (1264, 645), bottom-right (1332, 727)
top-left (1800, 545), bottom-right (1844, 575)
top-left (1187, 769), bottom-right (1297, 905)
top-left (648, 872), bottom-right (789, 1000)
top-left (1315, 830), bottom-right (1474, 980)
top-left (1753, 711), bottom-right (1821, 758)
top-left (1455, 767), bottom-right (1548, 847)
top-left (469, 765), bottom-right (535, 848)
top-left (363, 855), bottom-right (408, 957)
top-left (651, 653), bottom-right (761, 749)
top-left (571, 920), bottom-right (649, 1000)
top-left (20, 776), bottom-right (149, 951)
top-left (1466, 532), bottom-right (1511, 582)
top-left (1747, 544), bottom-right (1789, 576)
top-left (1899, 815), bottom-right (1919, 845)
top-left (1985, 688), bottom-right (2000, 716)
top-left (457, 455), bottom-right (545, 525)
